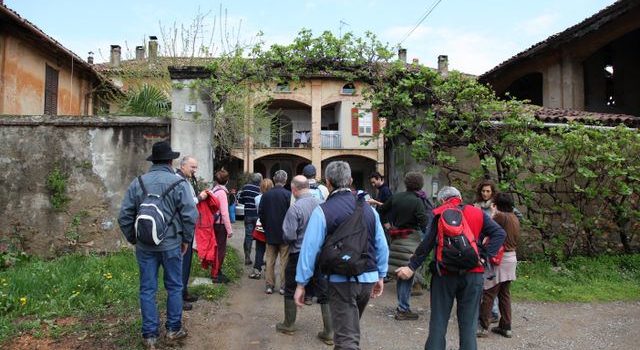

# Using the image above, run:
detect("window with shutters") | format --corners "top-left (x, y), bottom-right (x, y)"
top-left (44, 65), bottom-right (59, 115)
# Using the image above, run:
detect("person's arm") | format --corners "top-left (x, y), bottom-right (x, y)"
top-left (416, 198), bottom-right (427, 229)
top-left (295, 207), bottom-right (326, 286)
top-left (216, 189), bottom-right (233, 236)
top-left (177, 181), bottom-right (198, 243)
top-left (117, 179), bottom-right (138, 244)
top-left (408, 218), bottom-right (437, 271)
top-left (281, 206), bottom-right (299, 244)
top-left (371, 209), bottom-right (389, 279)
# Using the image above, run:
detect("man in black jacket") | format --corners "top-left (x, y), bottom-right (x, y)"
top-left (258, 170), bottom-right (291, 294)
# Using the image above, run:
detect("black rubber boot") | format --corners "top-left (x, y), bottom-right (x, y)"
top-left (276, 298), bottom-right (297, 335)
top-left (317, 303), bottom-right (334, 345)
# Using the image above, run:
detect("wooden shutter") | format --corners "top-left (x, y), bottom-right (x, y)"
top-left (44, 65), bottom-right (59, 115)
top-left (372, 109), bottom-right (380, 134)
top-left (351, 107), bottom-right (359, 135)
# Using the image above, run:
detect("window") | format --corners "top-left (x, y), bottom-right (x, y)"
top-left (275, 82), bottom-right (290, 93)
top-left (341, 83), bottom-right (355, 95)
top-left (358, 110), bottom-right (373, 136)
top-left (44, 65), bottom-right (59, 115)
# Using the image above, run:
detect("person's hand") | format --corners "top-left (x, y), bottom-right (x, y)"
top-left (371, 278), bottom-right (384, 298)
top-left (395, 266), bottom-right (415, 280)
top-left (198, 190), bottom-right (208, 201)
top-left (383, 223), bottom-right (391, 230)
top-left (181, 242), bottom-right (189, 255)
top-left (227, 231), bottom-right (233, 238)
top-left (294, 284), bottom-right (306, 307)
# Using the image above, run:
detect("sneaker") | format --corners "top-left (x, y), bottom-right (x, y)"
top-left (265, 286), bottom-right (274, 294)
top-left (183, 293), bottom-right (199, 303)
top-left (142, 337), bottom-right (158, 349)
top-left (183, 301), bottom-right (193, 311)
top-left (279, 287), bottom-right (285, 295)
top-left (491, 326), bottom-right (513, 338)
top-left (249, 269), bottom-right (262, 279)
top-left (394, 308), bottom-right (419, 320)
top-left (304, 296), bottom-right (313, 305)
top-left (165, 327), bottom-right (188, 342)
top-left (476, 327), bottom-right (489, 338)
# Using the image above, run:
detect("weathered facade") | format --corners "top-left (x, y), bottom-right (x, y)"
top-left (0, 4), bottom-right (116, 116)
top-left (168, 67), bottom-right (385, 191)
top-left (0, 115), bottom-right (170, 256)
top-left (480, 0), bottom-right (640, 117)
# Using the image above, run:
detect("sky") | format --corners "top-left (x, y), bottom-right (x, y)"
top-left (5, 0), bottom-right (617, 75)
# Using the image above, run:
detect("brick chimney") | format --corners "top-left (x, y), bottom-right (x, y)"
top-left (148, 36), bottom-right (158, 62)
top-left (398, 48), bottom-right (407, 63)
top-left (438, 55), bottom-right (449, 77)
top-left (110, 45), bottom-right (121, 67)
top-left (136, 46), bottom-right (145, 61)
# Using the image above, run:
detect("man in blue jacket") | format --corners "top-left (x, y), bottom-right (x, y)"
top-left (118, 141), bottom-right (198, 349)
top-left (294, 161), bottom-right (389, 349)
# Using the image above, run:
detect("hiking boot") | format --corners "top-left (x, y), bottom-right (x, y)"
top-left (244, 257), bottom-right (253, 266)
top-left (142, 337), bottom-right (158, 350)
top-left (394, 308), bottom-right (419, 320)
top-left (490, 315), bottom-right (500, 324)
top-left (476, 327), bottom-right (489, 338)
top-left (183, 293), bottom-right (199, 303)
top-left (182, 301), bottom-right (193, 311)
top-left (304, 296), bottom-right (313, 305)
top-left (491, 326), bottom-right (513, 338)
top-left (165, 327), bottom-right (188, 342)
top-left (276, 299), bottom-right (297, 335)
top-left (213, 274), bottom-right (230, 284)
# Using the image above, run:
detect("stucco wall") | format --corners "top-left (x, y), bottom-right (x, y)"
top-left (0, 34), bottom-right (93, 115)
top-left (0, 115), bottom-right (170, 257)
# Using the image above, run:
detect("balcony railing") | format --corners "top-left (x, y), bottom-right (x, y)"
top-left (321, 131), bottom-right (341, 149)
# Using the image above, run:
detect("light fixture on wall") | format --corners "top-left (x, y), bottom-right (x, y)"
top-left (431, 179), bottom-right (439, 199)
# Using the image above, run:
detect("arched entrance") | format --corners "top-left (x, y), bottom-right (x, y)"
top-left (321, 155), bottom-right (377, 193)
top-left (254, 153), bottom-right (312, 186)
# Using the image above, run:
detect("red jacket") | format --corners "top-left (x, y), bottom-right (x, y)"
top-left (195, 190), bottom-right (220, 270)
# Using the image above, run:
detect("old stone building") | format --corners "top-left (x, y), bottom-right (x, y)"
top-left (0, 3), bottom-right (117, 116)
top-left (479, 0), bottom-right (640, 117)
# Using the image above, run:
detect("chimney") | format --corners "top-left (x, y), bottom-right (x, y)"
top-left (438, 55), bottom-right (449, 76)
top-left (110, 45), bottom-right (121, 67)
top-left (148, 36), bottom-right (158, 62)
top-left (136, 46), bottom-right (145, 61)
top-left (87, 51), bottom-right (94, 65)
top-left (398, 48), bottom-right (407, 63)
top-left (412, 58), bottom-right (419, 64)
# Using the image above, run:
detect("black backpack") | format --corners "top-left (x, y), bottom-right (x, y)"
top-left (318, 199), bottom-right (371, 277)
top-left (134, 176), bottom-right (185, 245)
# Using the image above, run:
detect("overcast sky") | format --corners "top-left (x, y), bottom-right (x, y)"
top-left (5, 0), bottom-right (616, 75)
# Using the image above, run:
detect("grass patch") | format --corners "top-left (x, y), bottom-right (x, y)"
top-left (189, 247), bottom-right (242, 301)
top-left (512, 254), bottom-right (640, 302)
top-left (0, 246), bottom-right (242, 347)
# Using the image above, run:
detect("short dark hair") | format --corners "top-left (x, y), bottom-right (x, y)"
top-left (404, 172), bottom-right (424, 192)
top-left (494, 192), bottom-right (514, 212)
top-left (215, 169), bottom-right (229, 184)
top-left (369, 171), bottom-right (383, 180)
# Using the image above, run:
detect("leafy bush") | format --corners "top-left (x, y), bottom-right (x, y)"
top-left (120, 84), bottom-right (171, 117)
top-left (46, 167), bottom-right (70, 211)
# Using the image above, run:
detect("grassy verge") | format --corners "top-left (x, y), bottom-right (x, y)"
top-left (188, 247), bottom-right (242, 301)
top-left (0, 246), bottom-right (242, 347)
top-left (512, 254), bottom-right (640, 302)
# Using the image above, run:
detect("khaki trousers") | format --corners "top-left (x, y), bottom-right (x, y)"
top-left (265, 243), bottom-right (289, 288)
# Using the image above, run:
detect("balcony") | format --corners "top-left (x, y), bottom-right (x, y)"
top-left (321, 131), bottom-right (341, 149)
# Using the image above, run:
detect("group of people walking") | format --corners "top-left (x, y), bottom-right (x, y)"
top-left (119, 141), bottom-right (521, 350)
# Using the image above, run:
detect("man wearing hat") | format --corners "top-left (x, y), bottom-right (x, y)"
top-left (118, 141), bottom-right (198, 349)
top-left (302, 164), bottom-right (329, 202)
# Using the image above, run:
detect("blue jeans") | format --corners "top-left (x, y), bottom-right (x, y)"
top-left (243, 216), bottom-right (257, 255)
top-left (136, 246), bottom-right (184, 338)
top-left (397, 276), bottom-right (414, 312)
top-left (425, 273), bottom-right (483, 350)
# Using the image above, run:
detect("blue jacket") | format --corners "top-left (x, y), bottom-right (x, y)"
top-left (118, 164), bottom-right (198, 252)
top-left (296, 190), bottom-right (389, 285)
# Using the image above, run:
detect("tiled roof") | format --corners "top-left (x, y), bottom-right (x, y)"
top-left (532, 106), bottom-right (639, 127)
top-left (479, 0), bottom-right (639, 81)
top-left (0, 4), bottom-right (119, 92)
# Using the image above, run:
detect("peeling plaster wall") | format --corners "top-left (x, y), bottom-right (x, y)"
top-left (0, 115), bottom-right (170, 257)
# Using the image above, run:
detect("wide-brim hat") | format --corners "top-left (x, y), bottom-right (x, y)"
top-left (146, 141), bottom-right (180, 161)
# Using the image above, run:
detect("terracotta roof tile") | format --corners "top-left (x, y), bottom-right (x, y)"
top-left (531, 106), bottom-right (639, 127)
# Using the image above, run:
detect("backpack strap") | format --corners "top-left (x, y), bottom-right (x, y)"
top-left (137, 176), bottom-right (148, 196)
top-left (160, 178), bottom-right (186, 199)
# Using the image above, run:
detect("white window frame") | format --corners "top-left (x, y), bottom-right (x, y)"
top-left (358, 110), bottom-right (373, 136)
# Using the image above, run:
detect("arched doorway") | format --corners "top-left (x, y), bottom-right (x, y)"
top-left (321, 155), bottom-right (377, 193)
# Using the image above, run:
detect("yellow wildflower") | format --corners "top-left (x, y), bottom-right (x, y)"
top-left (19, 297), bottom-right (27, 306)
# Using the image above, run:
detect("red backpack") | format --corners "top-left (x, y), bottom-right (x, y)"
top-left (433, 204), bottom-right (481, 275)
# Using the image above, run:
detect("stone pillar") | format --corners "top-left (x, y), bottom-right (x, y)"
top-left (544, 63), bottom-right (562, 108)
top-left (311, 80), bottom-right (322, 172)
top-left (561, 53), bottom-right (584, 110)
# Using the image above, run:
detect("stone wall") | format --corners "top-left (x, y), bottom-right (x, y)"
top-left (0, 115), bottom-right (170, 257)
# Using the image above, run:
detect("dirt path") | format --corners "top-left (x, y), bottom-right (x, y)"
top-left (181, 222), bottom-right (640, 350)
